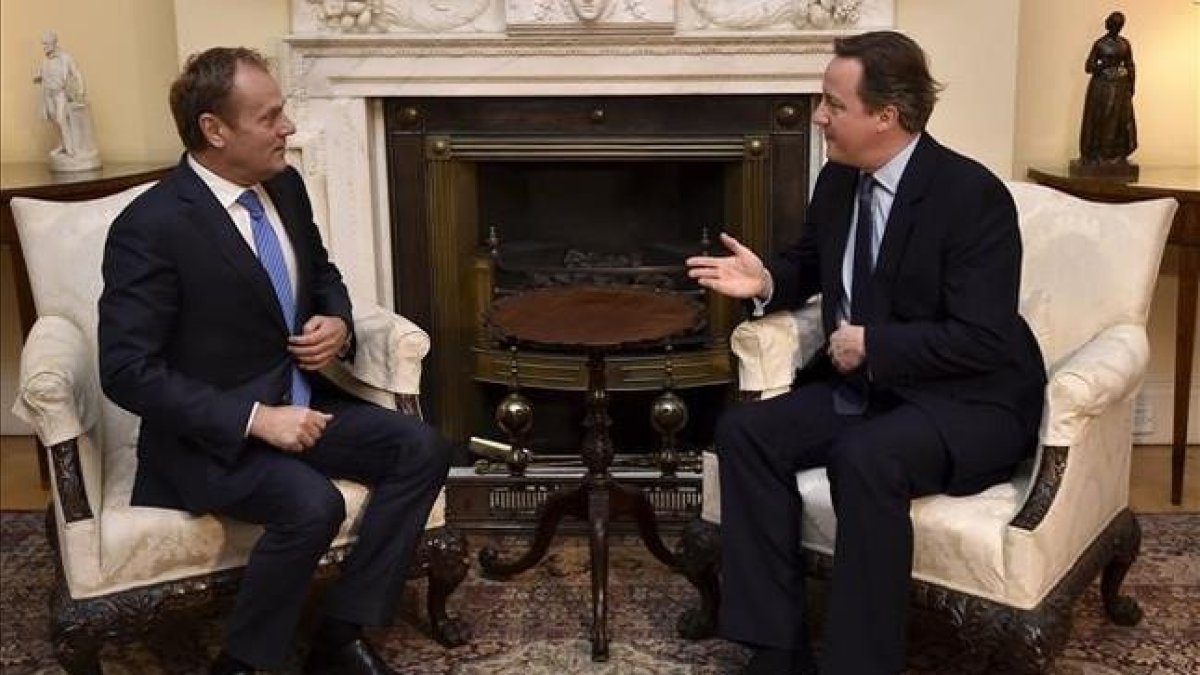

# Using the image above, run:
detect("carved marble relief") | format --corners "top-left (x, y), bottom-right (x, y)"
top-left (300, 0), bottom-right (497, 33)
top-left (293, 0), bottom-right (890, 34)
top-left (506, 0), bottom-right (672, 27)
top-left (683, 0), bottom-right (868, 31)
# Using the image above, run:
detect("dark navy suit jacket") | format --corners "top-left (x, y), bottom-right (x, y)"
top-left (764, 135), bottom-right (1046, 493)
top-left (99, 157), bottom-right (354, 512)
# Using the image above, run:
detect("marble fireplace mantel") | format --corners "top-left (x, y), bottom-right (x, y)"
top-left (280, 0), bottom-right (894, 308)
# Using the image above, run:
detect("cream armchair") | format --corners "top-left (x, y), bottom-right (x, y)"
top-left (675, 182), bottom-right (1178, 673)
top-left (10, 184), bottom-right (469, 675)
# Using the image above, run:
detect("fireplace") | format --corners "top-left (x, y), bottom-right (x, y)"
top-left (384, 95), bottom-right (812, 455)
top-left (278, 0), bottom-right (890, 530)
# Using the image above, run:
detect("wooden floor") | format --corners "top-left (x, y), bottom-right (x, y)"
top-left (1, 435), bottom-right (1196, 513)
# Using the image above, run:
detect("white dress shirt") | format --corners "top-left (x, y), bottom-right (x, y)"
top-left (187, 154), bottom-right (299, 293)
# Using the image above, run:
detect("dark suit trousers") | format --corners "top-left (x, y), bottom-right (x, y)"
top-left (216, 388), bottom-right (450, 669)
top-left (716, 380), bottom-right (965, 675)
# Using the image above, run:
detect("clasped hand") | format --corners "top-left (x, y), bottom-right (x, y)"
top-left (829, 320), bottom-right (866, 374)
top-left (289, 315), bottom-right (348, 371)
top-left (250, 405), bottom-right (332, 454)
top-left (247, 315), bottom-right (348, 453)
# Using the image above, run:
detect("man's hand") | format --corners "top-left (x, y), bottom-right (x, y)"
top-left (289, 315), bottom-right (349, 371)
top-left (829, 320), bottom-right (867, 374)
top-left (686, 233), bottom-right (769, 300)
top-left (249, 405), bottom-right (333, 453)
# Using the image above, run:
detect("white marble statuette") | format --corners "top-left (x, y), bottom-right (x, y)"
top-left (34, 32), bottom-right (101, 172)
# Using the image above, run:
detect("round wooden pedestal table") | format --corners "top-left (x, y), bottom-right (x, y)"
top-left (477, 285), bottom-right (704, 661)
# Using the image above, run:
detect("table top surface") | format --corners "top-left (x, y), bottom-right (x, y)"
top-left (1029, 166), bottom-right (1199, 197)
top-left (488, 285), bottom-right (704, 351)
top-left (1, 161), bottom-right (171, 192)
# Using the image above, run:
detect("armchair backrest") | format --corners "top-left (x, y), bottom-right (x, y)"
top-left (10, 183), bottom-right (155, 509)
top-left (1007, 181), bottom-right (1176, 369)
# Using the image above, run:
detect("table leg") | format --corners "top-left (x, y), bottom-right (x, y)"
top-left (611, 481), bottom-right (677, 568)
top-left (477, 486), bottom-right (586, 578)
top-left (1171, 246), bottom-right (1198, 505)
top-left (479, 350), bottom-right (679, 661)
top-left (588, 486), bottom-right (610, 661)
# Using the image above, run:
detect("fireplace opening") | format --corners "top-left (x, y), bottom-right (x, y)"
top-left (478, 160), bottom-right (725, 261)
top-left (385, 95), bottom-right (812, 462)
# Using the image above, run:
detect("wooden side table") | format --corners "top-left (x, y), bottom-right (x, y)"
top-left (476, 285), bottom-right (703, 661)
top-left (2, 162), bottom-right (170, 485)
top-left (1028, 167), bottom-right (1199, 504)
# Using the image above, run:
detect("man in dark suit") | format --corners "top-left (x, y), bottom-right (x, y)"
top-left (686, 32), bottom-right (1046, 675)
top-left (99, 47), bottom-right (448, 675)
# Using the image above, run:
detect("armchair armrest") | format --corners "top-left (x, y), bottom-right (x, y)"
top-left (730, 298), bottom-right (824, 399)
top-left (11, 316), bottom-right (101, 522)
top-left (322, 304), bottom-right (431, 412)
top-left (1009, 323), bottom-right (1148, 532)
top-left (1040, 324), bottom-right (1148, 448)
top-left (12, 316), bottom-right (100, 447)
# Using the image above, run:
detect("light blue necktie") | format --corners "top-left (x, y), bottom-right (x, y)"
top-left (237, 189), bottom-right (311, 407)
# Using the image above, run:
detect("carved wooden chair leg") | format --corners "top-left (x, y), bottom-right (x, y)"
top-left (674, 516), bottom-right (721, 639)
top-left (50, 586), bottom-right (104, 675)
top-left (45, 505), bottom-right (60, 554)
top-left (985, 609), bottom-right (1068, 675)
top-left (1101, 509), bottom-right (1143, 626)
top-left (421, 526), bottom-right (470, 647)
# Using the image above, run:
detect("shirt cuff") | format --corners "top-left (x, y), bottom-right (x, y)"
top-left (751, 269), bottom-right (774, 317)
top-left (244, 402), bottom-right (260, 438)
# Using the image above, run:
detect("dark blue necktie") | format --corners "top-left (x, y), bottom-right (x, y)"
top-left (850, 174), bottom-right (877, 324)
top-left (237, 190), bottom-right (311, 407)
top-left (833, 174), bottom-right (876, 415)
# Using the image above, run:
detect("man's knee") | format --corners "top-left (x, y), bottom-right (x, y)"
top-left (287, 482), bottom-right (346, 542)
top-left (398, 421), bottom-right (451, 484)
top-left (713, 403), bottom-right (758, 462)
top-left (828, 430), bottom-right (888, 487)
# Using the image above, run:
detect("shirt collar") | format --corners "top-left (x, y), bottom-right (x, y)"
top-left (187, 154), bottom-right (261, 211)
top-left (868, 133), bottom-right (921, 195)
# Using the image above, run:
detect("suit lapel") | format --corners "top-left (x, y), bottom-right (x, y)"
top-left (874, 134), bottom-right (939, 288)
top-left (822, 170), bottom-right (857, 333)
top-left (262, 177), bottom-right (312, 320)
top-left (174, 159), bottom-right (289, 332)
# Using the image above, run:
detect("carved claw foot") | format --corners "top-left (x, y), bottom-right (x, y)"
top-left (674, 516), bottom-right (721, 640)
top-left (677, 606), bottom-right (718, 640)
top-left (476, 546), bottom-right (507, 580)
top-left (420, 526), bottom-right (471, 647)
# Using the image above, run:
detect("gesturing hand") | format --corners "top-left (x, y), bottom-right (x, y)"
top-left (249, 404), bottom-right (333, 453)
top-left (685, 233), bottom-right (769, 300)
top-left (289, 315), bottom-right (349, 371)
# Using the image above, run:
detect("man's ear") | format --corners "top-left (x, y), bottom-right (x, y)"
top-left (876, 104), bottom-right (900, 131)
top-left (198, 112), bottom-right (225, 149)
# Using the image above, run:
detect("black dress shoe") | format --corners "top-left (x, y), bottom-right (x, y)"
top-left (742, 647), bottom-right (819, 675)
top-left (209, 667), bottom-right (255, 675)
top-left (209, 651), bottom-right (256, 675)
top-left (304, 637), bottom-right (397, 675)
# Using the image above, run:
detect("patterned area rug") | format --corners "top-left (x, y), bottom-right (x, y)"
top-left (1, 512), bottom-right (1196, 674)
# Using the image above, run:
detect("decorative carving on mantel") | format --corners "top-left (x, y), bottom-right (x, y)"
top-left (682, 0), bottom-right (869, 31)
top-left (299, 0), bottom-right (497, 33)
top-left (291, 0), bottom-right (892, 35)
top-left (507, 0), bottom-right (672, 30)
